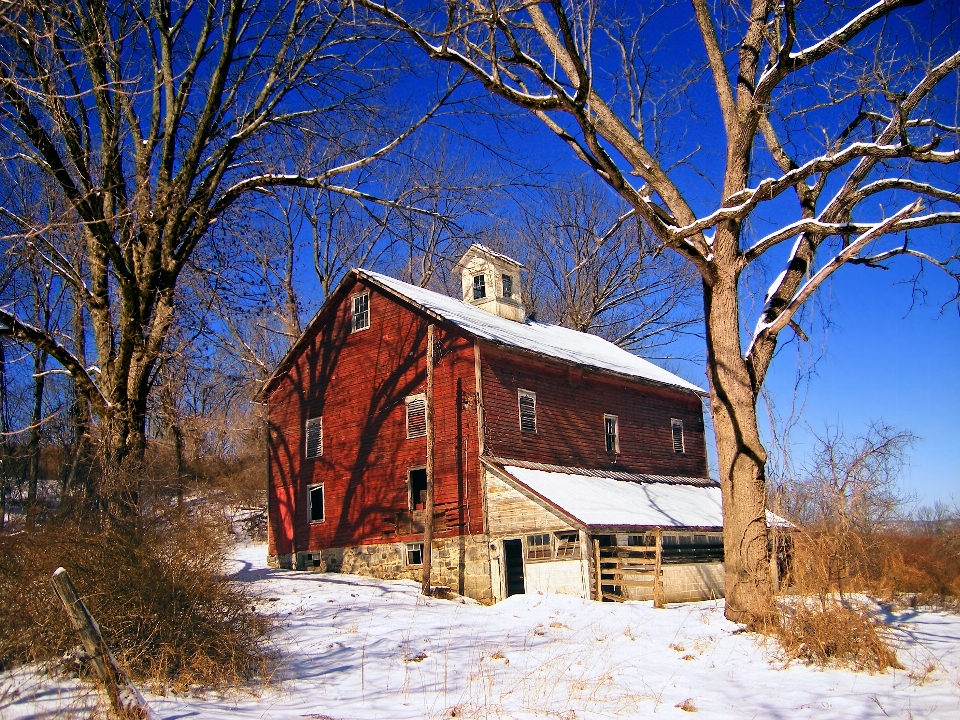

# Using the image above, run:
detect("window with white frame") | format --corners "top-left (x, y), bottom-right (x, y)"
top-left (305, 417), bottom-right (322, 458)
top-left (671, 418), bottom-right (685, 453)
top-left (518, 390), bottom-right (537, 433)
top-left (351, 291), bottom-right (370, 332)
top-left (405, 542), bottom-right (424, 566)
top-left (604, 414), bottom-right (619, 453)
top-left (406, 394), bottom-right (426, 438)
top-left (526, 533), bottom-right (551, 559)
top-left (555, 532), bottom-right (580, 558)
top-left (308, 484), bottom-right (325, 523)
top-left (472, 274), bottom-right (486, 299)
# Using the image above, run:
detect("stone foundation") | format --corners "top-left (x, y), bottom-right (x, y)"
top-left (269, 534), bottom-right (495, 604)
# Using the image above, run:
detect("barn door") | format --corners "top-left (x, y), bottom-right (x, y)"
top-left (503, 538), bottom-right (525, 596)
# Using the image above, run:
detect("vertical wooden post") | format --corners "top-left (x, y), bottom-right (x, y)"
top-left (422, 324), bottom-right (436, 596)
top-left (49, 568), bottom-right (152, 720)
top-left (593, 539), bottom-right (601, 601)
top-left (653, 528), bottom-right (665, 608)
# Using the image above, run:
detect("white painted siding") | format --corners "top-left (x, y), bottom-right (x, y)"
top-left (525, 559), bottom-right (589, 598)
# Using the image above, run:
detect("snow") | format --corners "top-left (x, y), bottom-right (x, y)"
top-left (359, 270), bottom-right (705, 394)
top-left (5, 542), bottom-right (960, 719)
top-left (503, 465), bottom-right (723, 528)
top-left (5, 542), bottom-right (960, 720)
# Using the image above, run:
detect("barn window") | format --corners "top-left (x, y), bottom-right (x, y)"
top-left (501, 274), bottom-right (513, 298)
top-left (604, 414), bottom-right (619, 453)
top-left (671, 418), bottom-right (685, 453)
top-left (473, 274), bottom-right (486, 299)
top-left (406, 394), bottom-right (426, 438)
top-left (555, 532), bottom-right (580, 558)
top-left (405, 542), bottom-right (423, 566)
top-left (308, 484), bottom-right (325, 523)
top-left (352, 291), bottom-right (370, 332)
top-left (305, 417), bottom-right (322, 458)
top-left (408, 467), bottom-right (427, 510)
top-left (518, 390), bottom-right (537, 433)
top-left (526, 533), bottom-right (551, 560)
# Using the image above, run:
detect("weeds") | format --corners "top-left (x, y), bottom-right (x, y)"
top-left (0, 509), bottom-right (272, 691)
top-left (775, 599), bottom-right (901, 672)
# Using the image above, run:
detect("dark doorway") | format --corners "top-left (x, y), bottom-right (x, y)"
top-left (503, 539), bottom-right (525, 597)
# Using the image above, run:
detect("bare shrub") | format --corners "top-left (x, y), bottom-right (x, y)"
top-left (0, 511), bottom-right (272, 690)
top-left (776, 600), bottom-right (901, 672)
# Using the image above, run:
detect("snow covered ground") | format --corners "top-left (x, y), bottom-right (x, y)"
top-left (3, 542), bottom-right (959, 719)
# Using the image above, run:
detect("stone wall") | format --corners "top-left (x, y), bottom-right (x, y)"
top-left (268, 534), bottom-right (495, 604)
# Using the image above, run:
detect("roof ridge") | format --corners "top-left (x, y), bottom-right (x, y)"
top-left (484, 456), bottom-right (719, 487)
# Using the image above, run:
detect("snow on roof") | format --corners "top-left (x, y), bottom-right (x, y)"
top-left (359, 269), bottom-right (705, 394)
top-left (456, 243), bottom-right (525, 268)
top-left (500, 464), bottom-right (722, 529)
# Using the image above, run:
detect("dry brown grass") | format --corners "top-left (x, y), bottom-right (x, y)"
top-left (775, 600), bottom-right (901, 672)
top-left (0, 509), bottom-right (272, 691)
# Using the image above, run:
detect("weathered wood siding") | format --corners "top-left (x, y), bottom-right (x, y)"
top-left (485, 469), bottom-right (573, 536)
top-left (479, 345), bottom-right (708, 476)
top-left (267, 277), bottom-right (482, 558)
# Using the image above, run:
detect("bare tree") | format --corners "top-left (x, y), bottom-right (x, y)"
top-left (0, 0), bottom-right (453, 494)
top-left (518, 178), bottom-right (701, 356)
top-left (359, 0), bottom-right (960, 620)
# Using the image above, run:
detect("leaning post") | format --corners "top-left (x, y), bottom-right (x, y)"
top-left (49, 567), bottom-right (153, 719)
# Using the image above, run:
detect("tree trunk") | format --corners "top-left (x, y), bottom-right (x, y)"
top-left (26, 349), bottom-right (47, 530)
top-left (703, 275), bottom-right (773, 624)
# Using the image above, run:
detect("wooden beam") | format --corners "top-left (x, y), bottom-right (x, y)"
top-left (422, 324), bottom-right (436, 596)
top-left (653, 528), bottom-right (665, 608)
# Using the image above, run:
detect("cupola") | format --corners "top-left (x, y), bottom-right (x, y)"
top-left (454, 244), bottom-right (525, 322)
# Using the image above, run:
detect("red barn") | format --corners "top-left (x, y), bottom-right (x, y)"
top-left (260, 245), bottom-right (729, 604)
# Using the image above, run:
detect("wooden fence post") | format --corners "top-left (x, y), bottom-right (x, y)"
top-left (593, 539), bottom-right (601, 601)
top-left (653, 529), bottom-right (665, 609)
top-left (49, 567), bottom-right (153, 720)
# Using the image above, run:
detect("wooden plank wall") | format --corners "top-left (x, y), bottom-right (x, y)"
top-left (484, 470), bottom-right (573, 536)
top-left (479, 345), bottom-right (708, 477)
top-left (267, 278), bottom-right (482, 557)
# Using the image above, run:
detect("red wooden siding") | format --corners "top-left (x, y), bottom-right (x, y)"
top-left (479, 344), bottom-right (708, 476)
top-left (267, 278), bottom-right (482, 557)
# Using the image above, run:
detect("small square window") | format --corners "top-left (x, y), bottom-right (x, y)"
top-left (473, 274), bottom-right (486, 300)
top-left (671, 418), bottom-right (685, 453)
top-left (406, 542), bottom-right (423, 566)
top-left (408, 467), bottom-right (427, 510)
top-left (309, 484), bottom-right (325, 523)
top-left (604, 414), bottom-right (619, 453)
top-left (555, 532), bottom-right (580, 558)
top-left (526, 533), bottom-right (551, 560)
top-left (501, 274), bottom-right (513, 298)
top-left (305, 417), bottom-right (322, 458)
top-left (518, 390), bottom-right (537, 433)
top-left (406, 394), bottom-right (426, 438)
top-left (352, 292), bottom-right (370, 332)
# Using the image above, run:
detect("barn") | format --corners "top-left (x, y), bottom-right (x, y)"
top-left (259, 245), bottom-right (729, 604)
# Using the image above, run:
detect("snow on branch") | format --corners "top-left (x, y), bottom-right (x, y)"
top-left (744, 211), bottom-right (960, 261)
top-left (669, 142), bottom-right (933, 241)
top-left (0, 307), bottom-right (110, 412)
top-left (747, 200), bottom-right (922, 356)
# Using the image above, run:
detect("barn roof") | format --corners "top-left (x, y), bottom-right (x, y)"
top-left (357, 269), bottom-right (705, 395)
top-left (485, 458), bottom-right (723, 531)
top-left (484, 458), bottom-right (791, 532)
